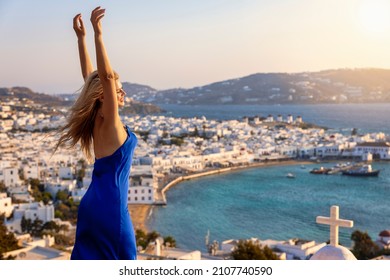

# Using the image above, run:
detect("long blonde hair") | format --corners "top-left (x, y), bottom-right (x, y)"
top-left (54, 70), bottom-right (118, 162)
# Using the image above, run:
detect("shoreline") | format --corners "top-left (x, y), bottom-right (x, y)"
top-left (129, 158), bottom-right (386, 232)
top-left (130, 159), bottom-right (314, 233)
top-left (160, 159), bottom-right (314, 203)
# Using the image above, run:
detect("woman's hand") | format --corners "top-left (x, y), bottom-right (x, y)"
top-left (91, 6), bottom-right (105, 36)
top-left (73, 13), bottom-right (86, 38)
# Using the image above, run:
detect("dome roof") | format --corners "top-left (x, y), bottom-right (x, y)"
top-left (379, 230), bottom-right (390, 237)
top-left (310, 245), bottom-right (356, 260)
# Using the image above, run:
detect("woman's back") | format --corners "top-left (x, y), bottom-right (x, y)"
top-left (71, 126), bottom-right (138, 260)
top-left (92, 98), bottom-right (128, 160)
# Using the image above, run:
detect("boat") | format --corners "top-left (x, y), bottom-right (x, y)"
top-left (309, 166), bottom-right (331, 174)
top-left (341, 164), bottom-right (380, 177)
top-left (286, 173), bottom-right (295, 178)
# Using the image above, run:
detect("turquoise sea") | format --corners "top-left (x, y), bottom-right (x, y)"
top-left (147, 104), bottom-right (390, 251)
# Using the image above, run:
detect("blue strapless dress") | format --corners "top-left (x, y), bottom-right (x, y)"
top-left (71, 126), bottom-right (138, 260)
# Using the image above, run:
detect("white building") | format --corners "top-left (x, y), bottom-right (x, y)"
top-left (2, 234), bottom-right (70, 260)
top-left (353, 142), bottom-right (390, 159)
top-left (45, 178), bottom-right (77, 197)
top-left (128, 175), bottom-right (156, 204)
top-left (0, 167), bottom-right (20, 187)
top-left (7, 184), bottom-right (31, 202)
top-left (275, 239), bottom-right (326, 260)
top-left (7, 202), bottom-right (55, 233)
top-left (23, 164), bottom-right (40, 180)
top-left (315, 144), bottom-right (345, 158)
top-left (58, 166), bottom-right (73, 180)
top-left (0, 192), bottom-right (13, 218)
top-left (138, 237), bottom-right (201, 260)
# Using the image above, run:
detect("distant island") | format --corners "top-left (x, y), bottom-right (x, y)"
top-left (122, 68), bottom-right (390, 105)
top-left (0, 87), bottom-right (164, 115)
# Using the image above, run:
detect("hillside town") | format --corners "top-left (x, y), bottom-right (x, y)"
top-left (1, 96), bottom-right (390, 260)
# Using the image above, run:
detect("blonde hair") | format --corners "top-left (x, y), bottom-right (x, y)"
top-left (54, 70), bottom-right (119, 162)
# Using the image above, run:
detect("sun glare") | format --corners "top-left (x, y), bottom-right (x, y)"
top-left (358, 0), bottom-right (390, 34)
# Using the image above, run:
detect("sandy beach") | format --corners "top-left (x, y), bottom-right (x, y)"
top-left (129, 159), bottom-right (313, 233)
top-left (128, 204), bottom-right (153, 232)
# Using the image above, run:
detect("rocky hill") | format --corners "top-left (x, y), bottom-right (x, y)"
top-left (123, 68), bottom-right (390, 105)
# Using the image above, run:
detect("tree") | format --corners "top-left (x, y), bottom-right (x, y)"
top-left (56, 190), bottom-right (69, 202)
top-left (21, 216), bottom-right (44, 237)
top-left (136, 229), bottom-right (148, 249)
top-left (231, 240), bottom-right (279, 260)
top-left (0, 215), bottom-right (19, 259)
top-left (351, 230), bottom-right (380, 260)
top-left (163, 236), bottom-right (176, 248)
top-left (146, 231), bottom-right (160, 244)
top-left (135, 229), bottom-right (176, 250)
top-left (0, 181), bottom-right (6, 193)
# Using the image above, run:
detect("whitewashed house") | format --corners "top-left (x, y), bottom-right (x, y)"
top-left (353, 142), bottom-right (390, 159)
top-left (0, 192), bottom-right (13, 218)
top-left (171, 155), bottom-right (205, 172)
top-left (128, 174), bottom-right (156, 204)
top-left (44, 178), bottom-right (77, 197)
top-left (6, 202), bottom-right (55, 233)
top-left (2, 234), bottom-right (70, 260)
top-left (0, 167), bottom-right (20, 187)
top-left (277, 145), bottom-right (298, 158)
top-left (8, 184), bottom-right (31, 202)
top-left (315, 144), bottom-right (345, 158)
top-left (23, 164), bottom-right (40, 180)
top-left (58, 166), bottom-right (73, 180)
top-left (275, 238), bottom-right (326, 260)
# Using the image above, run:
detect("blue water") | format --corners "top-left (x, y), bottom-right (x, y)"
top-left (147, 104), bottom-right (390, 251)
top-left (158, 103), bottom-right (390, 134)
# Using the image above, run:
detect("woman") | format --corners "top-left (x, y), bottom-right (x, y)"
top-left (55, 7), bottom-right (138, 260)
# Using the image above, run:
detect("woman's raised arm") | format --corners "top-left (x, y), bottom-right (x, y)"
top-left (73, 13), bottom-right (94, 81)
top-left (90, 7), bottom-right (119, 124)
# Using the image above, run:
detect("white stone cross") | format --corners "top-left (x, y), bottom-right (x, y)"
top-left (316, 205), bottom-right (354, 246)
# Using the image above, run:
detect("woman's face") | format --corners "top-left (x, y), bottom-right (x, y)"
top-left (115, 80), bottom-right (126, 107)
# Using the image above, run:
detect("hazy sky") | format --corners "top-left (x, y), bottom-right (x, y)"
top-left (1, 0), bottom-right (390, 94)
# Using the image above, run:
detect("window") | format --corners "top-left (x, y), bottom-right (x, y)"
top-left (135, 197), bottom-right (138, 201)
top-left (148, 190), bottom-right (152, 194)
top-left (142, 197), bottom-right (145, 201)
top-left (141, 190), bottom-right (145, 194)
top-left (135, 190), bottom-right (138, 194)
top-left (149, 197), bottom-right (152, 201)
top-left (4, 203), bottom-right (7, 207)
top-left (128, 190), bottom-right (131, 194)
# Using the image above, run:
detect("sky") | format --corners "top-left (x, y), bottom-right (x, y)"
top-left (1, 0), bottom-right (390, 94)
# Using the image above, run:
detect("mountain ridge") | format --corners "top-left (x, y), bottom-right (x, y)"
top-left (123, 68), bottom-right (390, 105)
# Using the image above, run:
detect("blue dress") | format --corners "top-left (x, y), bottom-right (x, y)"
top-left (71, 126), bottom-right (138, 260)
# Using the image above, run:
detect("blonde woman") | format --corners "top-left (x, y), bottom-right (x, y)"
top-left (55, 7), bottom-right (137, 260)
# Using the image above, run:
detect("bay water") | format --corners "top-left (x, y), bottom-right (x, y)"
top-left (147, 103), bottom-right (390, 251)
